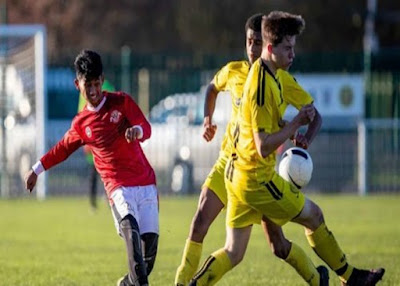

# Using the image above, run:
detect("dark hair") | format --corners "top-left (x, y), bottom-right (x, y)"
top-left (245, 13), bottom-right (263, 33)
top-left (262, 11), bottom-right (305, 46)
top-left (74, 50), bottom-right (103, 80)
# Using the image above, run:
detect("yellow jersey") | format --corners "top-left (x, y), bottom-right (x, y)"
top-left (228, 59), bottom-right (313, 185)
top-left (212, 60), bottom-right (251, 156)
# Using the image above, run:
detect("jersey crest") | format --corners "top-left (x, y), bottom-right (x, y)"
top-left (85, 126), bottom-right (92, 138)
top-left (110, 110), bottom-right (122, 123)
top-left (235, 97), bottom-right (241, 107)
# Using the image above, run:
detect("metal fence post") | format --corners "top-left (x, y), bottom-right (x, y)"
top-left (0, 40), bottom-right (9, 198)
top-left (138, 68), bottom-right (150, 115)
top-left (358, 119), bottom-right (367, 196)
top-left (121, 45), bottom-right (131, 95)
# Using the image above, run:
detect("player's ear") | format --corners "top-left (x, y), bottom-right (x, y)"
top-left (267, 43), bottom-right (273, 54)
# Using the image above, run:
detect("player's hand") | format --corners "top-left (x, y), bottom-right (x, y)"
top-left (293, 133), bottom-right (309, 149)
top-left (125, 126), bottom-right (141, 143)
top-left (278, 119), bottom-right (288, 128)
top-left (203, 123), bottom-right (217, 142)
top-left (24, 169), bottom-right (38, 193)
top-left (294, 104), bottom-right (315, 126)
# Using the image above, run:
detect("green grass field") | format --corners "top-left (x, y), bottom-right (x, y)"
top-left (1, 194), bottom-right (399, 286)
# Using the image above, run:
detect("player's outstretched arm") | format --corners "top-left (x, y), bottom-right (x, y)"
top-left (24, 169), bottom-right (38, 193)
top-left (24, 128), bottom-right (85, 193)
top-left (203, 83), bottom-right (218, 142)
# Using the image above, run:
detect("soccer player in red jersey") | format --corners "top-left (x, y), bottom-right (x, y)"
top-left (24, 50), bottom-right (158, 286)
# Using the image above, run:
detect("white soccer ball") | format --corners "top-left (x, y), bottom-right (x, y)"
top-left (278, 147), bottom-right (313, 188)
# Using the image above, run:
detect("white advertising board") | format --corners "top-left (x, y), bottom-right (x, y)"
top-left (284, 73), bottom-right (364, 118)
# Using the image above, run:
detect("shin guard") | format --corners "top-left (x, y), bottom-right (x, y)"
top-left (141, 233), bottom-right (159, 275)
top-left (120, 215), bottom-right (148, 285)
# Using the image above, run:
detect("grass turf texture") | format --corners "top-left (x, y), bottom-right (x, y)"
top-left (0, 194), bottom-right (398, 285)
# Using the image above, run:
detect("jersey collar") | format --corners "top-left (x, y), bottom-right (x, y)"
top-left (261, 59), bottom-right (281, 91)
top-left (86, 95), bottom-right (106, 112)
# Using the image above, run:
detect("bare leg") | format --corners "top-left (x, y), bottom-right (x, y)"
top-left (224, 225), bottom-right (252, 266)
top-left (262, 216), bottom-right (327, 286)
top-left (261, 216), bottom-right (291, 259)
top-left (190, 187), bottom-right (224, 242)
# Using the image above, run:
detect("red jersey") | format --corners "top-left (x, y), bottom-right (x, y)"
top-left (40, 91), bottom-right (156, 198)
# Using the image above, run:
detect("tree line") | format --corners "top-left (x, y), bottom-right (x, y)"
top-left (6, 0), bottom-right (400, 66)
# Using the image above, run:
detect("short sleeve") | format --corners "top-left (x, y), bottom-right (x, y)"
top-left (278, 70), bottom-right (314, 110)
top-left (250, 88), bottom-right (273, 134)
top-left (212, 64), bottom-right (230, 91)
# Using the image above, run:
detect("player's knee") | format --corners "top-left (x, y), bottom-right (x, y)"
top-left (225, 248), bottom-right (245, 266)
top-left (141, 233), bottom-right (159, 275)
top-left (270, 240), bottom-right (291, 259)
top-left (300, 200), bottom-right (325, 230)
top-left (230, 253), bottom-right (244, 266)
top-left (120, 214), bottom-right (139, 231)
top-left (310, 203), bottom-right (325, 227)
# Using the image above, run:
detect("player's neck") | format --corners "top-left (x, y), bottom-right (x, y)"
top-left (86, 96), bottom-right (106, 112)
top-left (260, 50), bottom-right (276, 75)
top-left (261, 58), bottom-right (277, 76)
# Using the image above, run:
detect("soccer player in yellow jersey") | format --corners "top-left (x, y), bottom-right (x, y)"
top-left (189, 11), bottom-right (385, 286)
top-left (174, 14), bottom-right (263, 286)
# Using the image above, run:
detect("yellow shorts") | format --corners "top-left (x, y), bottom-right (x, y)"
top-left (202, 153), bottom-right (228, 206)
top-left (226, 171), bottom-right (305, 228)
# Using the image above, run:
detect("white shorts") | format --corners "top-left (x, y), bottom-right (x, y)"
top-left (110, 184), bottom-right (159, 235)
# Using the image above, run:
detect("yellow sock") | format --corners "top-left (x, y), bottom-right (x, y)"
top-left (285, 242), bottom-right (320, 286)
top-left (192, 248), bottom-right (233, 286)
top-left (175, 239), bottom-right (203, 285)
top-left (306, 223), bottom-right (354, 281)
